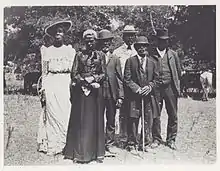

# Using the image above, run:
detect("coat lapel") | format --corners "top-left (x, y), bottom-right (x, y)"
top-left (106, 53), bottom-right (113, 66)
top-left (146, 57), bottom-right (151, 81)
top-left (134, 55), bottom-right (142, 84)
top-left (167, 49), bottom-right (175, 73)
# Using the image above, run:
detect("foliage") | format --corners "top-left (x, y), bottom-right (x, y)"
top-left (4, 6), bottom-right (174, 62)
top-left (4, 5), bottom-right (216, 72)
top-left (170, 5), bottom-right (216, 70)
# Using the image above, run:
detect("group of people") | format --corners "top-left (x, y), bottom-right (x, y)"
top-left (37, 19), bottom-right (182, 164)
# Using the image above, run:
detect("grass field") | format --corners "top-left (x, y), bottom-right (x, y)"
top-left (3, 73), bottom-right (216, 165)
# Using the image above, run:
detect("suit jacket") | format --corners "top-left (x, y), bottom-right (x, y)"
top-left (150, 48), bottom-right (182, 95)
top-left (124, 55), bottom-right (160, 118)
top-left (106, 53), bottom-right (124, 101)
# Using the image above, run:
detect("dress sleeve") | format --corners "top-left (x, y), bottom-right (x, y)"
top-left (70, 52), bottom-right (84, 84)
top-left (67, 45), bottom-right (76, 70)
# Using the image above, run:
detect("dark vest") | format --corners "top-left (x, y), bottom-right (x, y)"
top-left (158, 52), bottom-right (172, 84)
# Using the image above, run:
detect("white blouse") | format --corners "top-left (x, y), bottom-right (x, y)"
top-left (41, 44), bottom-right (76, 73)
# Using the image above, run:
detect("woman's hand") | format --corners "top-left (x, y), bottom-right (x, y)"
top-left (85, 76), bottom-right (95, 84)
top-left (90, 82), bottom-right (100, 88)
top-left (116, 99), bottom-right (123, 108)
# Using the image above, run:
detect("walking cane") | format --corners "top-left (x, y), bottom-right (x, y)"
top-left (141, 98), bottom-right (145, 158)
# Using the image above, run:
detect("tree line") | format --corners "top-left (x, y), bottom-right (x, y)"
top-left (4, 5), bottom-right (216, 71)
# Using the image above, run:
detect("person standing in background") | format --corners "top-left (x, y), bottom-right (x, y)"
top-left (150, 28), bottom-right (182, 150)
top-left (113, 25), bottom-right (137, 148)
top-left (97, 29), bottom-right (124, 154)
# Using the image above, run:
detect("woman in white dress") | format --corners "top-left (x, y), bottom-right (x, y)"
top-left (37, 20), bottom-right (76, 155)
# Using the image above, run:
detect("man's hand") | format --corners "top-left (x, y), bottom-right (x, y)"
top-left (116, 99), bottom-right (123, 108)
top-left (136, 87), bottom-right (142, 95)
top-left (85, 76), bottom-right (95, 84)
top-left (140, 85), bottom-right (152, 96)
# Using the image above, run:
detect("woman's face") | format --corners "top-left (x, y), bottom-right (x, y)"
top-left (54, 27), bottom-right (64, 42)
top-left (84, 37), bottom-right (96, 51)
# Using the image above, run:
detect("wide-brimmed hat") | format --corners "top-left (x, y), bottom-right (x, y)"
top-left (45, 20), bottom-right (72, 36)
top-left (122, 25), bottom-right (138, 34)
top-left (97, 29), bottom-right (114, 40)
top-left (155, 28), bottom-right (169, 39)
top-left (134, 36), bottom-right (150, 46)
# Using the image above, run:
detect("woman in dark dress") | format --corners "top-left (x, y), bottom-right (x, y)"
top-left (63, 29), bottom-right (106, 163)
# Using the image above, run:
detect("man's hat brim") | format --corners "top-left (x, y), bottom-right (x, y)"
top-left (134, 42), bottom-right (149, 45)
top-left (97, 36), bottom-right (114, 40)
top-left (45, 20), bottom-right (72, 36)
top-left (122, 31), bottom-right (138, 34)
top-left (153, 35), bottom-right (169, 39)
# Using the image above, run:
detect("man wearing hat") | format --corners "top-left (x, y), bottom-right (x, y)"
top-left (124, 36), bottom-right (159, 152)
top-left (150, 28), bottom-right (182, 150)
top-left (113, 25), bottom-right (138, 147)
top-left (97, 29), bottom-right (124, 153)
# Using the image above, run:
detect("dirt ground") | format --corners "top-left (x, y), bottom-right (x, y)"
top-left (3, 93), bottom-right (216, 165)
top-left (3, 73), bottom-right (216, 165)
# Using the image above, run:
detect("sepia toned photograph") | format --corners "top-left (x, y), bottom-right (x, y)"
top-left (3, 5), bottom-right (216, 165)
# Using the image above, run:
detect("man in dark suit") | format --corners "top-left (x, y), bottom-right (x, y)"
top-left (150, 28), bottom-right (182, 150)
top-left (124, 36), bottom-right (159, 152)
top-left (97, 30), bottom-right (124, 153)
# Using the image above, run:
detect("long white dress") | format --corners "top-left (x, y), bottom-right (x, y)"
top-left (37, 44), bottom-right (76, 155)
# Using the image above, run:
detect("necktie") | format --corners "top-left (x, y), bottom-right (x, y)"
top-left (140, 57), bottom-right (144, 71)
top-left (140, 57), bottom-right (146, 86)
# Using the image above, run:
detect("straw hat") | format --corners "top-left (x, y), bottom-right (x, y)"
top-left (122, 25), bottom-right (138, 34)
top-left (45, 20), bottom-right (72, 36)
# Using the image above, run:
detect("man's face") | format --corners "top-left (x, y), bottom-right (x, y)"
top-left (99, 38), bottom-right (112, 53)
top-left (54, 27), bottom-right (64, 42)
top-left (157, 38), bottom-right (169, 50)
top-left (135, 44), bottom-right (148, 57)
top-left (123, 33), bottom-right (136, 46)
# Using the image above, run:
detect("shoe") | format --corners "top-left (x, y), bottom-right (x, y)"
top-left (150, 140), bottom-right (160, 149)
top-left (126, 145), bottom-right (138, 154)
top-left (138, 146), bottom-right (148, 152)
top-left (116, 141), bottom-right (127, 149)
top-left (96, 157), bottom-right (104, 163)
top-left (166, 141), bottom-right (177, 150)
top-left (106, 146), bottom-right (118, 154)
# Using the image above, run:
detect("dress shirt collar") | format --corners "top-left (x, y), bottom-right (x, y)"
top-left (137, 54), bottom-right (147, 72)
top-left (137, 54), bottom-right (147, 62)
top-left (156, 48), bottom-right (167, 58)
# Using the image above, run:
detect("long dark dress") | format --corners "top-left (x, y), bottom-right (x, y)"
top-left (63, 50), bottom-right (106, 162)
